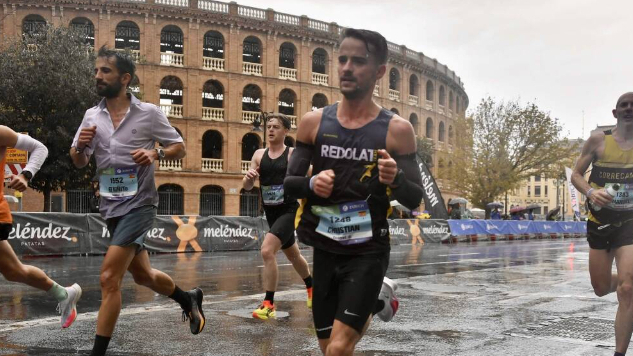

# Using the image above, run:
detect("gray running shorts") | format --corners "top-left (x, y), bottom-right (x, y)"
top-left (106, 205), bottom-right (156, 253)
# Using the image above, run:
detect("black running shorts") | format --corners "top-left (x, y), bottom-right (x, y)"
top-left (0, 223), bottom-right (11, 241)
top-left (312, 248), bottom-right (389, 339)
top-left (587, 219), bottom-right (633, 251)
top-left (264, 205), bottom-right (297, 250)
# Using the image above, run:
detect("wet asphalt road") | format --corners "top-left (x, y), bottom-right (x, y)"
top-left (0, 238), bottom-right (624, 355)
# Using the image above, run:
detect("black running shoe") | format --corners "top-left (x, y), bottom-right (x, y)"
top-left (181, 287), bottom-right (205, 334)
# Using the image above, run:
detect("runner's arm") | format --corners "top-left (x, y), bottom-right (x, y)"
top-left (571, 131), bottom-right (611, 207)
top-left (386, 117), bottom-right (424, 210)
top-left (284, 111), bottom-right (320, 199)
top-left (14, 133), bottom-right (48, 178)
top-left (243, 149), bottom-right (262, 191)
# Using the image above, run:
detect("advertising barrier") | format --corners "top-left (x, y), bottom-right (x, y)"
top-left (3, 214), bottom-right (587, 256)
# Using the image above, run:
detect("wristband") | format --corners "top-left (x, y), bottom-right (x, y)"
top-left (309, 175), bottom-right (316, 191)
top-left (586, 188), bottom-right (594, 199)
top-left (76, 146), bottom-right (84, 154)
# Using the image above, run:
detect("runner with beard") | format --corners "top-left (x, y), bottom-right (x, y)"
top-left (284, 29), bottom-right (423, 356)
top-left (70, 46), bottom-right (205, 356)
top-left (242, 114), bottom-right (312, 319)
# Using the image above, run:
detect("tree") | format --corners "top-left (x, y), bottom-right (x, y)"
top-left (416, 136), bottom-right (435, 167)
top-left (451, 97), bottom-right (580, 209)
top-left (0, 26), bottom-right (99, 211)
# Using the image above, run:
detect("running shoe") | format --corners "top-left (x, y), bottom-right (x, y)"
top-left (252, 300), bottom-right (276, 320)
top-left (376, 277), bottom-right (399, 322)
top-left (306, 287), bottom-right (313, 309)
top-left (57, 283), bottom-right (82, 328)
top-left (182, 287), bottom-right (205, 334)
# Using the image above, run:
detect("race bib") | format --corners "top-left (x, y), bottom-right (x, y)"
top-left (99, 167), bottom-right (138, 200)
top-left (261, 185), bottom-right (285, 206)
top-left (607, 183), bottom-right (633, 210)
top-left (312, 200), bottom-right (373, 245)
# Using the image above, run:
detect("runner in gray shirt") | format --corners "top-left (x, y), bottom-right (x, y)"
top-left (70, 46), bottom-right (205, 356)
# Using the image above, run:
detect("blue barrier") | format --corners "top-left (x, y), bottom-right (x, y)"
top-left (447, 220), bottom-right (586, 236)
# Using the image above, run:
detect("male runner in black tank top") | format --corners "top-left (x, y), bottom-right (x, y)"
top-left (242, 115), bottom-right (312, 320)
top-left (284, 29), bottom-right (424, 355)
top-left (572, 92), bottom-right (633, 356)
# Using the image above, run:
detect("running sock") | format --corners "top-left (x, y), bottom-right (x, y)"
top-left (303, 276), bottom-right (313, 289)
top-left (169, 286), bottom-right (192, 311)
top-left (47, 282), bottom-right (68, 302)
top-left (614, 352), bottom-right (625, 356)
top-left (372, 300), bottom-right (385, 315)
top-left (265, 291), bottom-right (275, 304)
top-left (90, 334), bottom-right (111, 356)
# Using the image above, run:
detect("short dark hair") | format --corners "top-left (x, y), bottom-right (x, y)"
top-left (97, 45), bottom-right (136, 87)
top-left (267, 114), bottom-right (291, 130)
top-left (341, 28), bottom-right (388, 65)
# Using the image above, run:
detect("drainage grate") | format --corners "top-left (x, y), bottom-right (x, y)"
top-left (507, 317), bottom-right (613, 344)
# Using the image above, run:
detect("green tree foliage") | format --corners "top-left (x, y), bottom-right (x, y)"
top-left (416, 136), bottom-right (435, 167)
top-left (0, 26), bottom-right (99, 211)
top-left (452, 97), bottom-right (580, 209)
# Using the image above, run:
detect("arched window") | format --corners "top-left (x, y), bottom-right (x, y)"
top-left (157, 184), bottom-right (184, 215)
top-left (242, 133), bottom-right (261, 161)
top-left (202, 80), bottom-right (224, 108)
top-left (200, 185), bottom-right (224, 216)
top-left (203, 30), bottom-right (224, 58)
top-left (240, 188), bottom-right (261, 217)
top-left (426, 117), bottom-right (434, 139)
top-left (70, 17), bottom-right (94, 46)
top-left (312, 93), bottom-right (328, 111)
top-left (161, 25), bottom-right (184, 54)
top-left (243, 36), bottom-right (262, 64)
top-left (390, 108), bottom-right (400, 115)
top-left (410, 113), bottom-right (419, 136)
top-left (439, 86), bottom-right (446, 106)
top-left (279, 42), bottom-right (296, 69)
top-left (409, 75), bottom-right (419, 96)
top-left (159, 76), bottom-right (184, 118)
top-left (449, 91), bottom-right (454, 110)
top-left (426, 81), bottom-right (434, 101)
top-left (128, 75), bottom-right (141, 96)
top-left (278, 89), bottom-right (296, 116)
top-left (242, 84), bottom-right (262, 112)
top-left (389, 68), bottom-right (400, 91)
top-left (115, 21), bottom-right (140, 51)
top-left (312, 48), bottom-right (327, 74)
top-left (456, 97), bottom-right (460, 113)
top-left (22, 15), bottom-right (47, 37)
top-left (439, 122), bottom-right (445, 142)
top-left (448, 125), bottom-right (454, 145)
top-left (202, 130), bottom-right (223, 159)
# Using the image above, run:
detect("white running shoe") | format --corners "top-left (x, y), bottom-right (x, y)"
top-left (376, 277), bottom-right (399, 322)
top-left (57, 283), bottom-right (82, 328)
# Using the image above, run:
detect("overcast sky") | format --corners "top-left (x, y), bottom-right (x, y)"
top-left (234, 0), bottom-right (632, 139)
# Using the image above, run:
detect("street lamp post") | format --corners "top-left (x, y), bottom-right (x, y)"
top-left (252, 111), bottom-right (270, 148)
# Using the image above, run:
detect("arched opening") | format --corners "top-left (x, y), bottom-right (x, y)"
top-left (115, 21), bottom-right (140, 51)
top-left (426, 117), bottom-right (434, 139)
top-left (390, 108), bottom-right (400, 115)
top-left (203, 30), bottom-right (224, 58)
top-left (161, 25), bottom-right (184, 66)
top-left (409, 75), bottom-right (419, 97)
top-left (243, 36), bottom-right (262, 63)
top-left (242, 84), bottom-right (262, 112)
top-left (311, 93), bottom-right (328, 111)
top-left (200, 185), bottom-right (224, 216)
top-left (439, 86), bottom-right (446, 106)
top-left (128, 75), bottom-right (141, 96)
top-left (278, 89), bottom-right (296, 117)
top-left (202, 130), bottom-right (223, 159)
top-left (426, 81), bottom-right (434, 101)
top-left (159, 76), bottom-right (184, 118)
top-left (449, 91), bottom-right (454, 110)
top-left (439, 122), bottom-right (445, 142)
top-left (202, 80), bottom-right (224, 109)
top-left (410, 113), bottom-right (419, 136)
top-left (279, 42), bottom-right (296, 69)
top-left (448, 125), bottom-right (454, 145)
top-left (284, 136), bottom-right (296, 147)
top-left (242, 133), bottom-right (261, 161)
top-left (157, 184), bottom-right (184, 215)
top-left (240, 188), bottom-right (261, 217)
top-left (70, 17), bottom-right (94, 46)
top-left (312, 48), bottom-right (327, 74)
top-left (22, 15), bottom-right (47, 37)
top-left (389, 68), bottom-right (400, 91)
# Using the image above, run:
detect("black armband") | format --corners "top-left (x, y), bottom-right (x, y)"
top-left (284, 141), bottom-right (314, 199)
top-left (391, 153), bottom-right (424, 210)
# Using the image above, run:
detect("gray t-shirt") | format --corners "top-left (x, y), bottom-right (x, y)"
top-left (72, 94), bottom-right (183, 219)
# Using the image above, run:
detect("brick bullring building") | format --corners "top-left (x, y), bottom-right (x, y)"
top-left (0, 0), bottom-right (469, 216)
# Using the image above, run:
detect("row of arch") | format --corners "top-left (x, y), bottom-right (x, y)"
top-left (157, 184), bottom-right (261, 217)
top-left (389, 69), bottom-right (460, 111)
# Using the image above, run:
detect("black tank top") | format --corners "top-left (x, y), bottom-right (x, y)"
top-left (296, 103), bottom-right (393, 255)
top-left (259, 147), bottom-right (297, 210)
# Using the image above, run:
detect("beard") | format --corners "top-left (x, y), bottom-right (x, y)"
top-left (96, 80), bottom-right (123, 98)
top-left (341, 84), bottom-right (370, 100)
